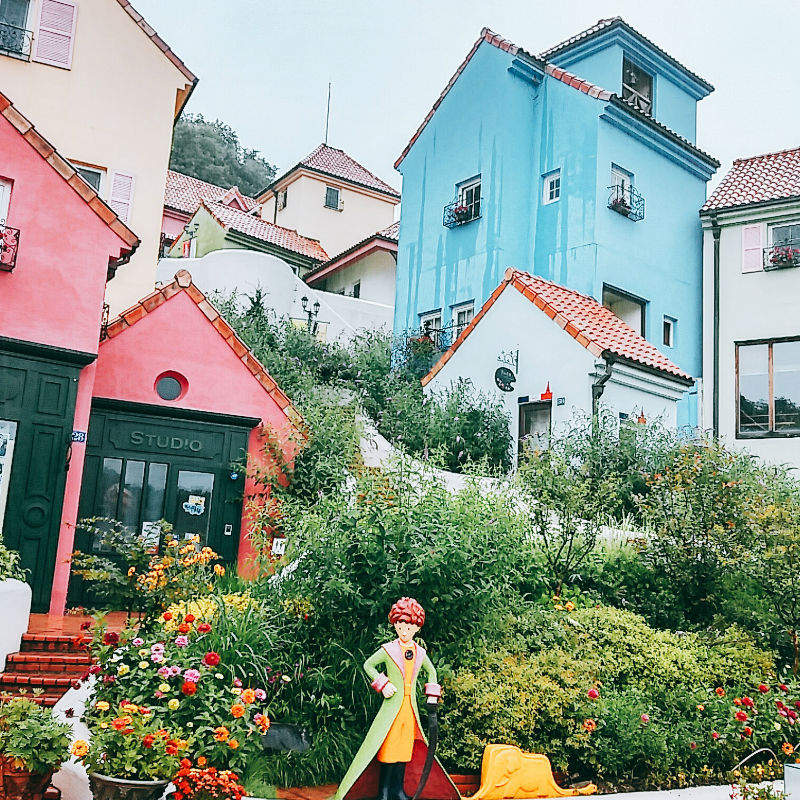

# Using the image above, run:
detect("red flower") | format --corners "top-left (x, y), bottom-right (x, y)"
top-left (735, 710), bottom-right (748, 722)
top-left (742, 696), bottom-right (754, 708)
top-left (203, 652), bottom-right (221, 667)
top-left (743, 726), bottom-right (753, 737)
top-left (181, 681), bottom-right (197, 696)
top-left (794, 701), bottom-right (800, 710)
top-left (180, 758), bottom-right (191, 769)
top-left (89, 665), bottom-right (101, 675)
top-left (178, 623), bottom-right (191, 634)
top-left (712, 731), bottom-right (720, 740)
top-left (780, 684), bottom-right (789, 692)
top-left (587, 688), bottom-right (599, 700)
top-left (163, 612), bottom-right (173, 621)
top-left (758, 684), bottom-right (769, 694)
top-left (80, 621), bottom-right (92, 631)
top-left (690, 742), bottom-right (697, 750)
top-left (715, 687), bottom-right (725, 697)
top-left (197, 623), bottom-right (211, 634)
top-left (142, 734), bottom-right (155, 749)
top-left (165, 740), bottom-right (179, 755)
top-left (184, 614), bottom-right (195, 623)
top-left (103, 631), bottom-right (119, 646)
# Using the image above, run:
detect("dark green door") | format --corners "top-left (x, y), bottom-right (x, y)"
top-left (72, 403), bottom-right (252, 606)
top-left (0, 347), bottom-right (84, 612)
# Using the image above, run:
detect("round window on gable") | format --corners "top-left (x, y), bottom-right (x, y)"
top-left (155, 372), bottom-right (187, 401)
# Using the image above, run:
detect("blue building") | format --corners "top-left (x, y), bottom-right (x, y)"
top-left (393, 18), bottom-right (719, 426)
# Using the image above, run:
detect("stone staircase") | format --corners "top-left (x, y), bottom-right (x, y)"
top-left (0, 632), bottom-right (92, 707)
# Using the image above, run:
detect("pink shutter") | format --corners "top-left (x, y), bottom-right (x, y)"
top-left (742, 224), bottom-right (763, 273)
top-left (33, 0), bottom-right (77, 69)
top-left (108, 171), bottom-right (135, 224)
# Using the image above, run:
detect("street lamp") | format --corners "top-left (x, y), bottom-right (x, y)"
top-left (301, 295), bottom-right (321, 335)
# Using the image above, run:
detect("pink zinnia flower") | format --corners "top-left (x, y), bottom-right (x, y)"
top-left (132, 637), bottom-right (144, 646)
top-left (184, 669), bottom-right (201, 683)
top-left (175, 635), bottom-right (189, 648)
top-left (169, 666), bottom-right (181, 676)
top-left (151, 652), bottom-right (164, 663)
top-left (641, 714), bottom-right (650, 724)
top-left (255, 688), bottom-right (266, 701)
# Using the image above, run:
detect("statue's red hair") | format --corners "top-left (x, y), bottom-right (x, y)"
top-left (388, 597), bottom-right (425, 627)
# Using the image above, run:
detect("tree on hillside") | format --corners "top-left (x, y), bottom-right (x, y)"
top-left (169, 113), bottom-right (276, 197)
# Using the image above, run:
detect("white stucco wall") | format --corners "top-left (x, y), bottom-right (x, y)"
top-left (261, 173), bottom-right (397, 258)
top-left (315, 249), bottom-right (397, 306)
top-left (155, 250), bottom-right (392, 342)
top-left (702, 204), bottom-right (800, 469)
top-left (2, 0), bottom-right (194, 315)
top-left (425, 287), bottom-right (688, 453)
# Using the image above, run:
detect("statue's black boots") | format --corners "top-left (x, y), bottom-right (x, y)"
top-left (390, 763), bottom-right (410, 800)
top-left (376, 763), bottom-right (391, 800)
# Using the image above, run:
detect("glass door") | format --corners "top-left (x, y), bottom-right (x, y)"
top-left (173, 470), bottom-right (215, 543)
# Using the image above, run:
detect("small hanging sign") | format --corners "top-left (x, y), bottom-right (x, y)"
top-left (494, 366), bottom-right (516, 392)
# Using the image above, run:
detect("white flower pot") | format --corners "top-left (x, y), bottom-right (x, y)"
top-left (786, 764), bottom-right (800, 800)
top-left (0, 578), bottom-right (31, 671)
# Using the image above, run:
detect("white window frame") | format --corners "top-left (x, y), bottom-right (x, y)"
top-left (0, 178), bottom-right (11, 224)
top-left (622, 56), bottom-right (654, 115)
top-left (420, 310), bottom-right (442, 333)
top-left (663, 316), bottom-right (676, 348)
top-left (543, 170), bottom-right (561, 204)
top-left (457, 176), bottom-right (481, 222)
top-left (611, 164), bottom-right (633, 204)
top-left (452, 301), bottom-right (474, 336)
top-left (324, 186), bottom-right (341, 210)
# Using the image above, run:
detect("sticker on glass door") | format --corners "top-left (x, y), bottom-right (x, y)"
top-left (175, 470), bottom-right (214, 541)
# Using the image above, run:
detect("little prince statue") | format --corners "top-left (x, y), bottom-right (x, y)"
top-left (334, 597), bottom-right (459, 800)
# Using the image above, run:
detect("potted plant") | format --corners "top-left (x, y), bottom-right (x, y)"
top-left (71, 704), bottom-right (189, 800)
top-left (769, 245), bottom-right (800, 268)
top-left (452, 203), bottom-right (471, 223)
top-left (610, 195), bottom-right (631, 216)
top-left (0, 696), bottom-right (72, 800)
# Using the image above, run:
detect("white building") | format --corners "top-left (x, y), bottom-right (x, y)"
top-left (423, 269), bottom-right (693, 457)
top-left (155, 249), bottom-right (392, 343)
top-left (700, 147), bottom-right (800, 468)
top-left (304, 221), bottom-right (398, 306)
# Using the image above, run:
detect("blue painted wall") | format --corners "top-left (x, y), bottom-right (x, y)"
top-left (395, 35), bottom-right (715, 426)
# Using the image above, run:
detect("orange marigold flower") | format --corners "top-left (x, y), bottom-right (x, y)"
top-left (214, 726), bottom-right (230, 742)
top-left (582, 719), bottom-right (597, 732)
top-left (111, 715), bottom-right (133, 730)
top-left (228, 739), bottom-right (240, 749)
top-left (197, 756), bottom-right (207, 767)
top-left (231, 704), bottom-right (245, 719)
top-left (715, 687), bottom-right (725, 696)
top-left (240, 689), bottom-right (256, 704)
top-left (784, 743), bottom-right (795, 755)
top-left (178, 623), bottom-right (191, 634)
top-left (71, 739), bottom-right (89, 758)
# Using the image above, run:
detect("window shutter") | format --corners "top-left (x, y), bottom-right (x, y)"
top-left (108, 171), bottom-right (135, 224)
top-left (742, 224), bottom-right (763, 273)
top-left (33, 0), bottom-right (77, 69)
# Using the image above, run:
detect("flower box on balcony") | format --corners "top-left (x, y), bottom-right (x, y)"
top-left (610, 198), bottom-right (631, 217)
top-left (766, 245), bottom-right (800, 270)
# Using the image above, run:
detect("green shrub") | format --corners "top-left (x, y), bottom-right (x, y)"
top-left (0, 536), bottom-right (24, 582)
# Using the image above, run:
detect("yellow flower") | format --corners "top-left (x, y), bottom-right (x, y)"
top-left (564, 601), bottom-right (575, 612)
top-left (696, 704), bottom-right (705, 711)
top-left (95, 701), bottom-right (110, 711)
top-left (138, 661), bottom-right (149, 670)
top-left (158, 683), bottom-right (170, 693)
top-left (71, 740), bottom-right (89, 758)
top-left (139, 649), bottom-right (150, 657)
top-left (214, 564), bottom-right (226, 577)
top-left (117, 665), bottom-right (130, 676)
top-left (120, 703), bottom-right (137, 713)
top-left (168, 699), bottom-right (180, 711)
top-left (100, 722), bottom-right (109, 729)
top-left (127, 567), bottom-right (136, 577)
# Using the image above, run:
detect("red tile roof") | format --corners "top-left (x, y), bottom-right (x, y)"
top-left (394, 27), bottom-right (718, 170)
top-left (701, 147), bottom-right (800, 212)
top-left (422, 268), bottom-right (692, 387)
top-left (0, 91), bottom-right (139, 272)
top-left (539, 17), bottom-right (713, 94)
top-left (165, 170), bottom-right (257, 216)
top-left (103, 269), bottom-right (302, 429)
top-left (114, 0), bottom-right (197, 116)
top-left (304, 220), bottom-right (399, 285)
top-left (264, 144), bottom-right (400, 200)
top-left (202, 200), bottom-right (328, 262)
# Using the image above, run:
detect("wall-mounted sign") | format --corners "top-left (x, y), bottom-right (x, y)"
top-left (71, 430), bottom-right (87, 443)
top-left (271, 537), bottom-right (287, 556)
top-left (494, 366), bottom-right (516, 392)
top-left (557, 397), bottom-right (566, 406)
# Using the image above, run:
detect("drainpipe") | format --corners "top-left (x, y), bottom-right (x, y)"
top-left (710, 214), bottom-right (721, 438)
top-left (591, 354), bottom-right (614, 432)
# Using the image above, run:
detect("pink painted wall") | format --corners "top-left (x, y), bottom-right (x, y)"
top-left (162, 208), bottom-right (189, 242)
top-left (0, 114), bottom-right (131, 355)
top-left (91, 290), bottom-right (297, 571)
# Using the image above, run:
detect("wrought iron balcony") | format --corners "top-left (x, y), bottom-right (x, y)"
top-left (0, 22), bottom-right (33, 59)
top-left (443, 199), bottom-right (480, 228)
top-left (607, 184), bottom-right (645, 222)
top-left (0, 223), bottom-right (20, 272)
top-left (764, 241), bottom-right (800, 271)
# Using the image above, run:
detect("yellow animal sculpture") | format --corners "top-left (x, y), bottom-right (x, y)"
top-left (465, 744), bottom-right (597, 800)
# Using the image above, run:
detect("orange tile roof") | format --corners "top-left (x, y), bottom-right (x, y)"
top-left (165, 170), bottom-right (257, 215)
top-left (422, 268), bottom-right (692, 387)
top-left (265, 144), bottom-right (400, 199)
top-left (701, 147), bottom-right (800, 212)
top-left (202, 200), bottom-right (328, 262)
top-left (0, 91), bottom-right (139, 272)
top-left (103, 269), bottom-right (302, 429)
top-left (394, 27), bottom-right (718, 170)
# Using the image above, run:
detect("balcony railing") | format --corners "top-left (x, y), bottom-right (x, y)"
top-left (443, 199), bottom-right (480, 228)
top-left (607, 184), bottom-right (645, 222)
top-left (764, 242), bottom-right (800, 271)
top-left (0, 22), bottom-right (33, 59)
top-left (0, 223), bottom-right (20, 272)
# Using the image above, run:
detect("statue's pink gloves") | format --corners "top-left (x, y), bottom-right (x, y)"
top-left (371, 673), bottom-right (390, 693)
top-left (425, 683), bottom-right (442, 704)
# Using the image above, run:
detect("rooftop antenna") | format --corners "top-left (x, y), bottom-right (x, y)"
top-left (324, 82), bottom-right (331, 144)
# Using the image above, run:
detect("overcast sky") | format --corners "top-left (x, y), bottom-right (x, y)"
top-left (135, 0), bottom-right (799, 195)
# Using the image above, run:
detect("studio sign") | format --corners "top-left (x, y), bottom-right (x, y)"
top-left (129, 430), bottom-right (203, 453)
top-left (494, 366), bottom-right (516, 392)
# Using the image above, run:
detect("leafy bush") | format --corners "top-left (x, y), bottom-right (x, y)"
top-left (0, 536), bottom-right (24, 582)
top-left (0, 696), bottom-right (72, 773)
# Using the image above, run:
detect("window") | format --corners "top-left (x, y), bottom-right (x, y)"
top-left (519, 402), bottom-right (551, 457)
top-left (543, 170), bottom-right (561, 204)
top-left (324, 186), bottom-right (340, 210)
top-left (453, 302), bottom-right (474, 337)
top-left (663, 316), bottom-right (676, 348)
top-left (277, 189), bottom-right (287, 211)
top-left (155, 371), bottom-right (187, 401)
top-left (0, 178), bottom-right (10, 223)
top-left (622, 56), bottom-right (653, 114)
top-left (737, 339), bottom-right (800, 437)
top-left (420, 310), bottom-right (443, 347)
top-left (351, 281), bottom-right (360, 299)
top-left (602, 285), bottom-right (646, 337)
top-left (771, 223), bottom-right (800, 246)
top-left (0, 0), bottom-right (30, 55)
top-left (766, 222), bottom-right (800, 269)
top-left (72, 164), bottom-right (105, 194)
top-left (458, 177), bottom-right (481, 222)
top-left (611, 165), bottom-right (633, 205)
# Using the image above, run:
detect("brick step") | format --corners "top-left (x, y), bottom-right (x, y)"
top-left (20, 633), bottom-right (90, 655)
top-left (0, 673), bottom-right (81, 691)
top-left (6, 652), bottom-right (92, 674)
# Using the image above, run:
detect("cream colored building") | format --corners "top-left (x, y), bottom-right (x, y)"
top-left (0, 0), bottom-right (196, 312)
top-left (258, 144), bottom-right (400, 259)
